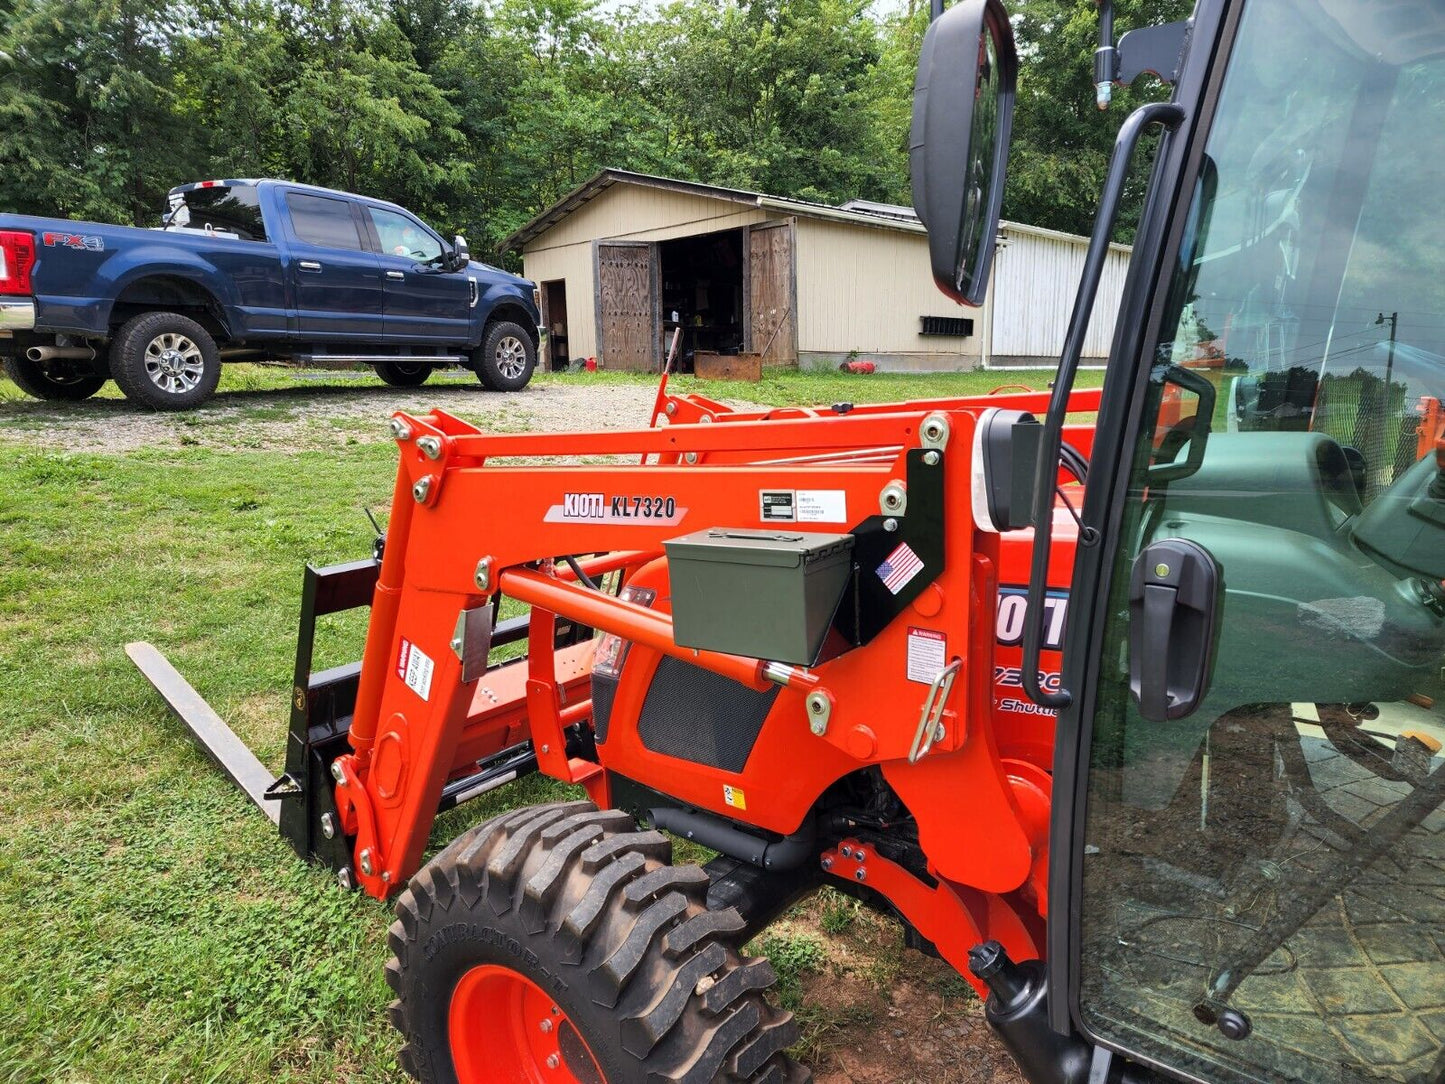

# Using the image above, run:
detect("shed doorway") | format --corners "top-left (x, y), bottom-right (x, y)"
top-left (542, 279), bottom-right (568, 370)
top-left (659, 229), bottom-right (746, 368)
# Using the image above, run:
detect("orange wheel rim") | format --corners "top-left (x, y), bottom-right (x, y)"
top-left (449, 964), bottom-right (605, 1084)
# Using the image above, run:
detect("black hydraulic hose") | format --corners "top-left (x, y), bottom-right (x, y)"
top-left (1022, 101), bottom-right (1186, 711)
top-left (649, 807), bottom-right (816, 871)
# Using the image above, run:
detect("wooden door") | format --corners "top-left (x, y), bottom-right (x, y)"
top-left (595, 241), bottom-right (658, 371)
top-left (747, 220), bottom-right (796, 366)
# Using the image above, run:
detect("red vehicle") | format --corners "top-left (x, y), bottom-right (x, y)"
top-left (132, 0), bottom-right (1445, 1081)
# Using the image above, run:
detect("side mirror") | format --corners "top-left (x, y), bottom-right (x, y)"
top-left (450, 234), bottom-right (471, 271)
top-left (910, 0), bottom-right (1017, 306)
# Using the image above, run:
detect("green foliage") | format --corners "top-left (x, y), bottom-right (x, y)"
top-left (0, 0), bottom-right (1188, 258)
top-left (755, 931), bottom-right (827, 1008)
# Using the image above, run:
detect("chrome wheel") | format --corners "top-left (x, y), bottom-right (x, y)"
top-left (143, 332), bottom-right (205, 394)
top-left (494, 335), bottom-right (528, 380)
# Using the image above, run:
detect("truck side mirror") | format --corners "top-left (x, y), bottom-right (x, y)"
top-left (450, 234), bottom-right (470, 272)
top-left (910, 0), bottom-right (1017, 306)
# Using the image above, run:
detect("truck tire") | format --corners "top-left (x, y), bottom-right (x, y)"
top-left (474, 319), bottom-right (537, 392)
top-left (386, 800), bottom-right (809, 1084)
top-left (376, 361), bottom-right (433, 388)
top-left (2, 355), bottom-right (107, 401)
top-left (110, 312), bottom-right (222, 411)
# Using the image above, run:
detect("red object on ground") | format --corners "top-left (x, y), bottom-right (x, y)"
top-left (839, 359), bottom-right (876, 373)
top-left (585, 356), bottom-right (597, 371)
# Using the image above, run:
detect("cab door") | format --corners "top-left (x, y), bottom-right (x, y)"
top-left (361, 204), bottom-right (472, 345)
top-left (1059, 3), bottom-right (1445, 1082)
top-left (281, 190), bottom-right (384, 341)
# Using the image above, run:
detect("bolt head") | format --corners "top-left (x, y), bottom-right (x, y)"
top-left (665, 402), bottom-right (676, 415)
top-left (337, 867), bottom-right (354, 890)
top-left (684, 451), bottom-right (698, 464)
top-left (412, 476), bottom-right (433, 503)
top-left (855, 868), bottom-right (867, 882)
top-left (475, 559), bottom-right (492, 591)
top-left (883, 517), bottom-right (898, 532)
top-left (417, 435), bottom-right (442, 460)
top-left (546, 1054), bottom-right (560, 1070)
top-left (320, 813), bottom-right (337, 839)
top-left (540, 1018), bottom-right (553, 1033)
top-left (840, 845), bottom-right (853, 859)
top-left (821, 856), bottom-right (834, 870)
top-left (924, 450), bottom-right (940, 466)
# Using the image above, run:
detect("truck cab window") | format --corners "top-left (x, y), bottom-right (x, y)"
top-left (164, 185), bottom-right (267, 242)
top-left (367, 206), bottom-right (443, 265)
top-left (286, 193), bottom-right (365, 251)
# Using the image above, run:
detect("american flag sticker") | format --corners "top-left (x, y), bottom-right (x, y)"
top-left (876, 542), bottom-right (924, 595)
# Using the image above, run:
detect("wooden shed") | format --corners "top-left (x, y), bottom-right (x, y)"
top-left (503, 169), bottom-right (1130, 373)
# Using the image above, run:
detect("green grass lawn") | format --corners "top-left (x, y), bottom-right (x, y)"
top-left (0, 364), bottom-right (1093, 1082)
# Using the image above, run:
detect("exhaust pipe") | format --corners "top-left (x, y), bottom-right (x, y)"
top-left (27, 344), bottom-right (96, 363)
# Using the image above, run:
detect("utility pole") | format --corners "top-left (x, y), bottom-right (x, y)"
top-left (1377, 310), bottom-right (1398, 397)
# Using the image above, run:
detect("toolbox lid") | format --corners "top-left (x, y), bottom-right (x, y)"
top-left (664, 528), bottom-right (854, 569)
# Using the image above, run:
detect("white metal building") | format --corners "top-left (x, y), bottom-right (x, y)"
top-left (503, 170), bottom-right (1131, 372)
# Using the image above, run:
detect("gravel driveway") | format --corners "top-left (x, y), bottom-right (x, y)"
top-left (0, 375), bottom-right (687, 454)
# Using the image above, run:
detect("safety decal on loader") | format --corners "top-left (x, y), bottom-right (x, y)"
top-left (396, 638), bottom-right (434, 702)
top-left (722, 785), bottom-right (747, 811)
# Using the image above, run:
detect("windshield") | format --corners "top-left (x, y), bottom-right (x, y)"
top-left (163, 186), bottom-right (268, 242)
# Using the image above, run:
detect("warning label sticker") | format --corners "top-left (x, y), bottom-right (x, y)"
top-left (397, 638), bottom-right (434, 701)
top-left (906, 627), bottom-right (947, 684)
top-left (760, 490), bottom-right (796, 521)
top-left (723, 784), bottom-right (747, 810)
top-left (796, 489), bottom-right (847, 523)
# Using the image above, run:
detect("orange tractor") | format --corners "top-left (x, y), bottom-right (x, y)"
top-left (132, 0), bottom-right (1445, 1081)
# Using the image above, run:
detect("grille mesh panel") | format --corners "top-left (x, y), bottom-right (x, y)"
top-left (636, 656), bottom-right (780, 772)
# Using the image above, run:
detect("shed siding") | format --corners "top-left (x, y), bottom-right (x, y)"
top-left (793, 217), bottom-right (982, 365)
top-left (988, 227), bottom-right (1132, 364)
top-left (522, 184), bottom-right (770, 360)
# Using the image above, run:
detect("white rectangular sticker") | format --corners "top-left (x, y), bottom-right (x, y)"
top-left (907, 627), bottom-right (947, 684)
top-left (760, 490), bottom-right (796, 521)
top-left (796, 490), bottom-right (847, 523)
top-left (397, 637), bottom-right (434, 701)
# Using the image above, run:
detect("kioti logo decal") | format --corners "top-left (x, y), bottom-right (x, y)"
top-left (546, 493), bottom-right (685, 525)
top-left (995, 585), bottom-right (1069, 651)
top-left (42, 232), bottom-right (104, 252)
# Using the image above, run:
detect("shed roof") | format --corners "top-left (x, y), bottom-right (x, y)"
top-left (502, 169), bottom-right (930, 252)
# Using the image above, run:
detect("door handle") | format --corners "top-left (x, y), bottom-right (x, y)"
top-left (298, 260), bottom-right (322, 272)
top-left (386, 270), bottom-right (405, 280)
top-left (1128, 538), bottom-right (1222, 721)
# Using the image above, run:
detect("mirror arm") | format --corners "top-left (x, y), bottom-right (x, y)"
top-left (1020, 100), bottom-right (1186, 711)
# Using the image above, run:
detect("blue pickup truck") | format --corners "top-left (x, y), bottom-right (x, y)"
top-left (0, 179), bottom-right (541, 409)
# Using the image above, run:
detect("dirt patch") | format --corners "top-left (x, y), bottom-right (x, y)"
top-left (766, 898), bottom-right (1022, 1083)
top-left (0, 376), bottom-right (688, 454)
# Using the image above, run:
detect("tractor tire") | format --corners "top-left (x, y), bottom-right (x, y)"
top-left (110, 311), bottom-right (221, 411)
top-left (386, 800), bottom-right (809, 1084)
top-left (376, 361), bottom-right (434, 388)
top-left (2, 354), bottom-right (106, 401)
top-left (474, 319), bottom-right (537, 392)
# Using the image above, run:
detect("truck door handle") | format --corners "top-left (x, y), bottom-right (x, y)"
top-left (298, 260), bottom-right (322, 273)
top-left (386, 270), bottom-right (406, 280)
top-left (1128, 539), bottom-right (1222, 721)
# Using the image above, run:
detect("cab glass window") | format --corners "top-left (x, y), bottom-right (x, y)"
top-left (367, 207), bottom-right (443, 264)
top-left (286, 193), bottom-right (365, 251)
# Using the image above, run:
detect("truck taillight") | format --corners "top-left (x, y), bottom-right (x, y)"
top-left (0, 230), bottom-right (36, 295)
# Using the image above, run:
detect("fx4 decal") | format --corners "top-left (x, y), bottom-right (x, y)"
top-left (42, 232), bottom-right (104, 252)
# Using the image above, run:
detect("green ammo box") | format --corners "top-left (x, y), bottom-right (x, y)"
top-left (663, 528), bottom-right (855, 665)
